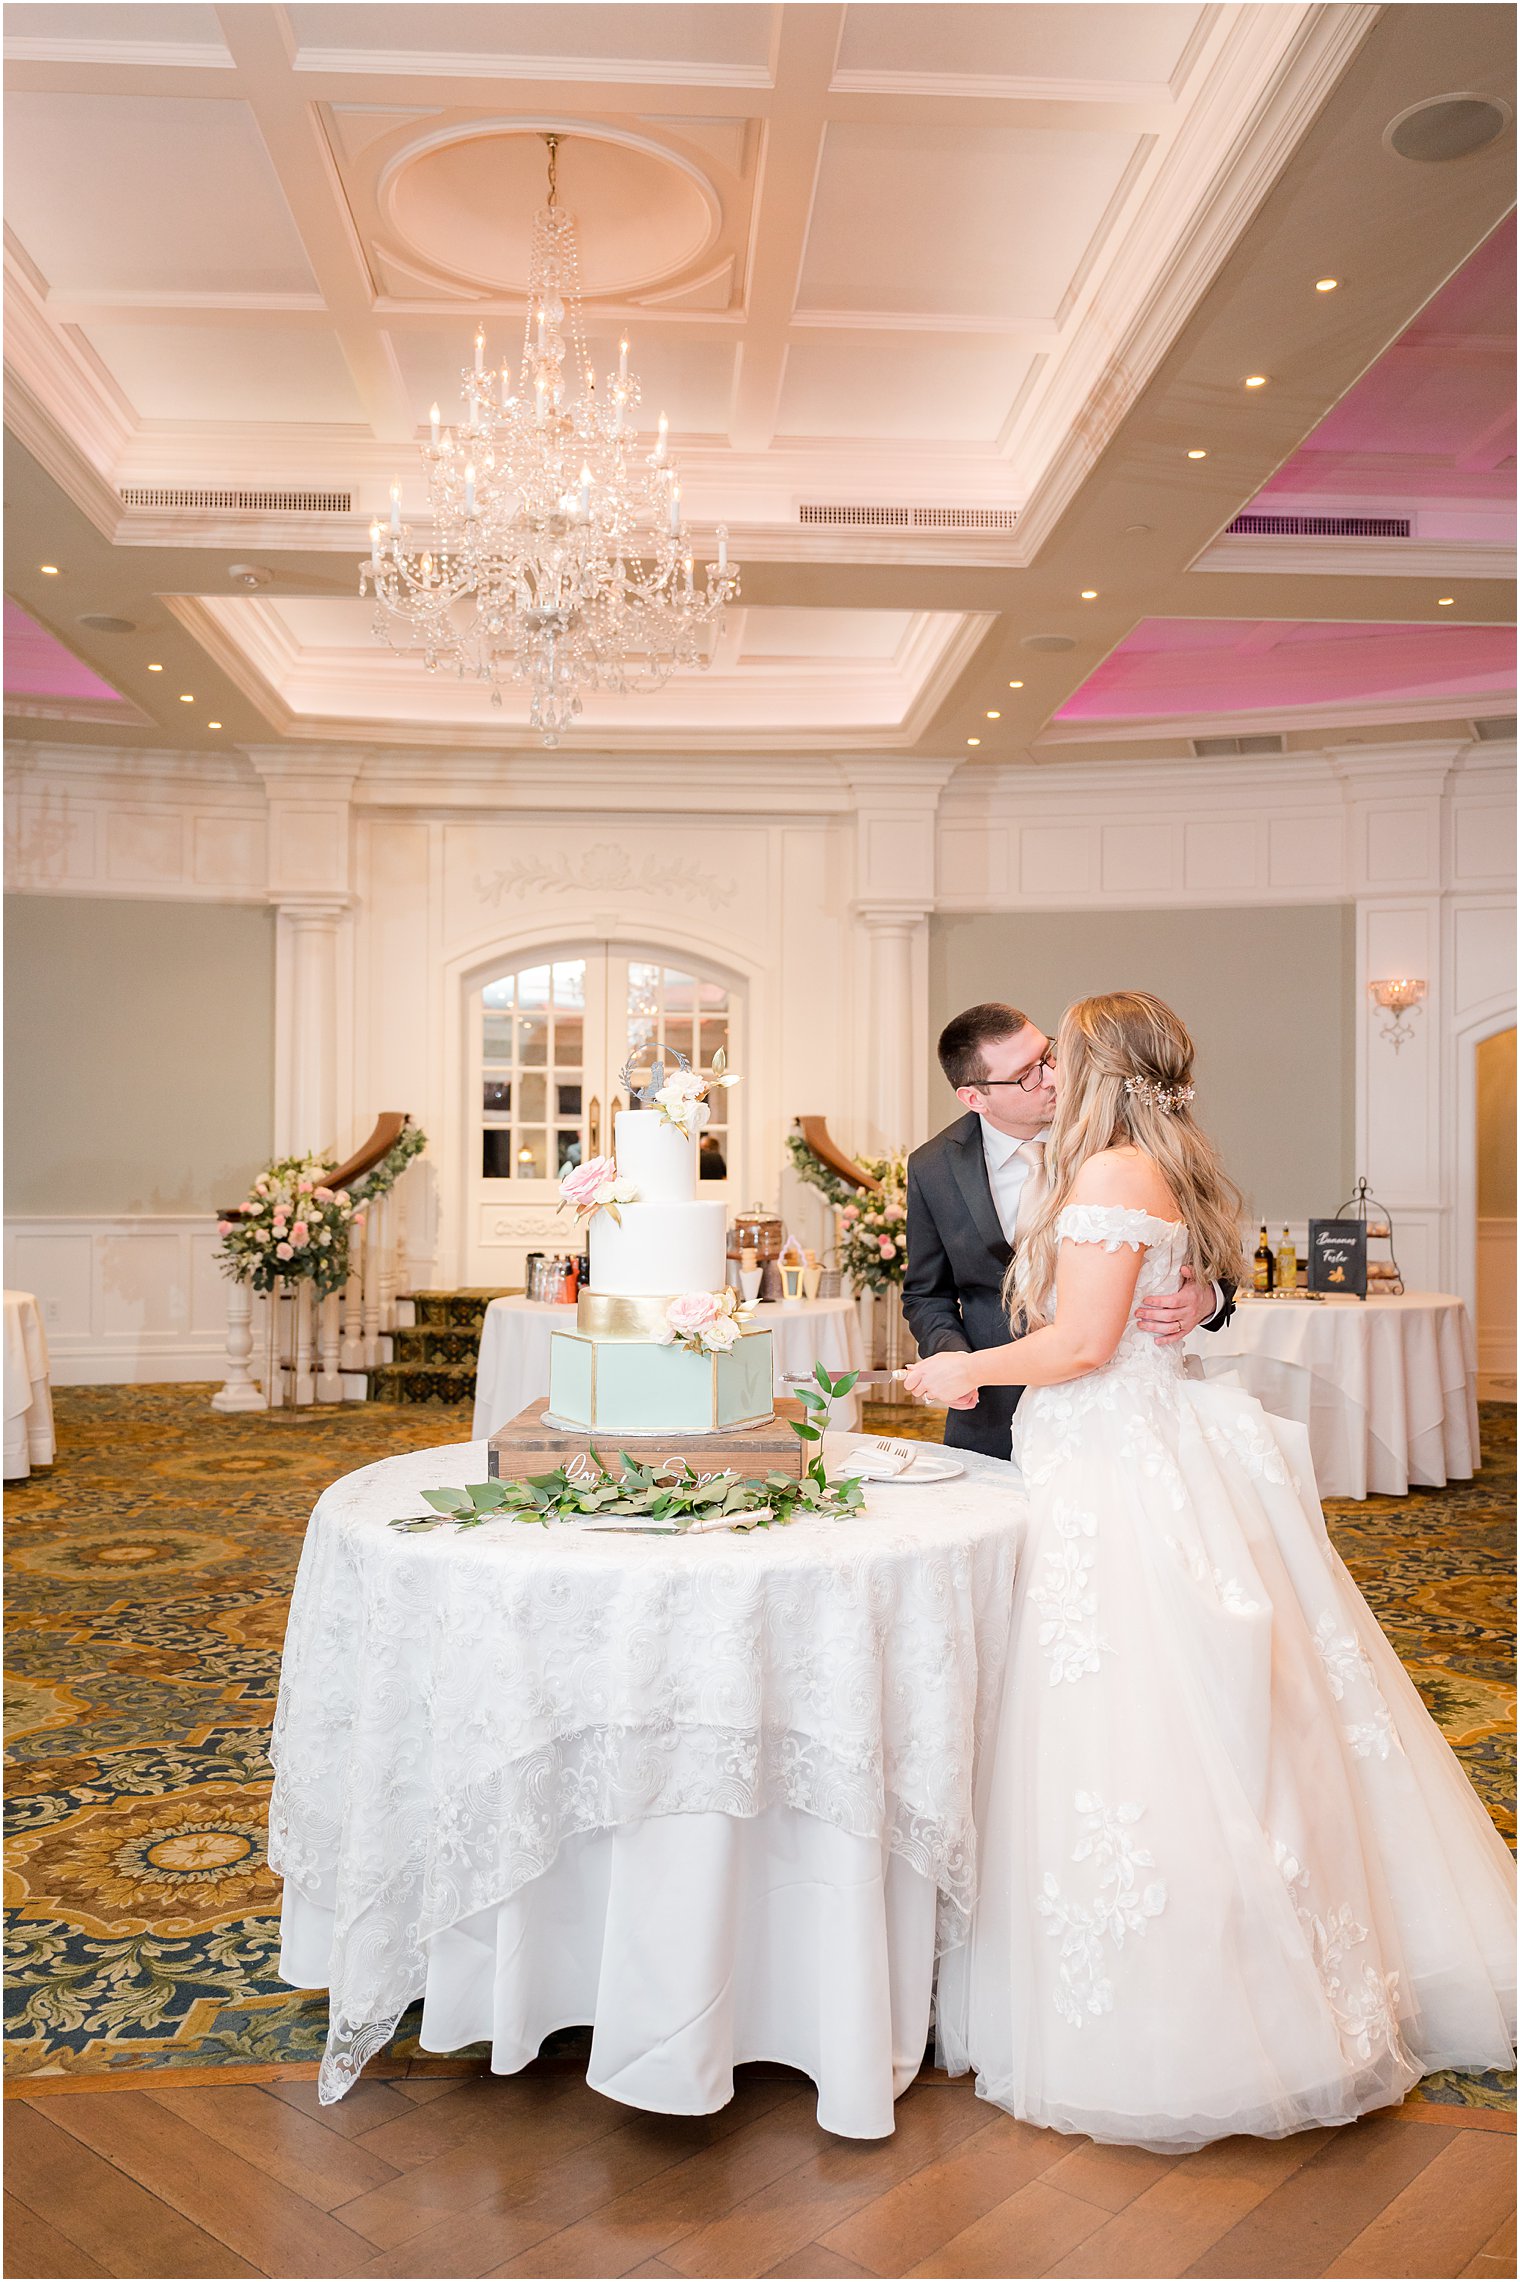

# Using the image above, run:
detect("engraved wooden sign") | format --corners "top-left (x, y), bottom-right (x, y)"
top-left (488, 1397), bottom-right (810, 1484)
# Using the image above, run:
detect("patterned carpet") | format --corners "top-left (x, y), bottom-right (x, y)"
top-left (5, 1387), bottom-right (1514, 2114)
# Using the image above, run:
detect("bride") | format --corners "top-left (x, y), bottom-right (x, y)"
top-left (904, 990), bottom-right (1516, 2152)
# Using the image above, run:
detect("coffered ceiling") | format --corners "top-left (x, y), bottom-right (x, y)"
top-left (4, 2), bottom-right (1515, 758)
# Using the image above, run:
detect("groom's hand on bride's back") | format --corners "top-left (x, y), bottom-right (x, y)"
top-left (1135, 1265), bottom-right (1218, 1345)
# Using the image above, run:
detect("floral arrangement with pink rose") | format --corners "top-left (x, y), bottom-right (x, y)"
top-left (215, 1122), bottom-right (426, 1298)
top-left (557, 1156), bottom-right (640, 1225)
top-left (657, 1285), bottom-right (755, 1357)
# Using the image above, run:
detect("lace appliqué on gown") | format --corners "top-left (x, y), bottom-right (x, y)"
top-left (1029, 1499), bottom-right (1111, 1685)
top-left (1038, 1794), bottom-right (1167, 2028)
top-left (1312, 1614), bottom-right (1401, 1762)
top-left (1272, 1840), bottom-right (1409, 2069)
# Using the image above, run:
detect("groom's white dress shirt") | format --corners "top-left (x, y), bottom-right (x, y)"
top-left (979, 1113), bottom-right (1224, 1316)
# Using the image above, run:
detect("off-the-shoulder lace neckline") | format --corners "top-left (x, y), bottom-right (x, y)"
top-left (1056, 1202), bottom-right (1185, 1235)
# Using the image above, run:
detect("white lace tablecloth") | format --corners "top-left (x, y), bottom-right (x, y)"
top-left (471, 1292), bottom-right (868, 1437)
top-left (269, 1433), bottom-right (1023, 2129)
top-left (3, 1290), bottom-right (54, 1479)
top-left (1185, 1291), bottom-right (1479, 1499)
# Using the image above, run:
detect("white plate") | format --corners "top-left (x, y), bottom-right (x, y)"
top-left (838, 1443), bottom-right (965, 1485)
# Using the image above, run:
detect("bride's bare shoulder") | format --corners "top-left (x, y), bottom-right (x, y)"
top-left (1067, 1148), bottom-right (1175, 1216)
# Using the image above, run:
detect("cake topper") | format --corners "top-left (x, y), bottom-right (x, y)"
top-left (618, 1043), bottom-right (738, 1139)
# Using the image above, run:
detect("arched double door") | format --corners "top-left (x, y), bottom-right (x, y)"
top-left (466, 942), bottom-right (740, 1285)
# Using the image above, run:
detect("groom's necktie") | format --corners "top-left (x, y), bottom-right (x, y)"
top-left (1012, 1138), bottom-right (1047, 1245)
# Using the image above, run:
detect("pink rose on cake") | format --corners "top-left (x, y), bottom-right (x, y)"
top-left (658, 1286), bottom-right (751, 1357)
top-left (558, 1155), bottom-right (640, 1225)
top-left (662, 1290), bottom-right (721, 1341)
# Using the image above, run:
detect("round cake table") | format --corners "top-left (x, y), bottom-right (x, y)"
top-left (1185, 1290), bottom-right (1479, 1499)
top-left (471, 1292), bottom-right (868, 1438)
top-left (269, 1434), bottom-right (1023, 2134)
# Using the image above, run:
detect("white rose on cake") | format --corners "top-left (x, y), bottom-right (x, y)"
top-left (653, 1068), bottom-right (712, 1138)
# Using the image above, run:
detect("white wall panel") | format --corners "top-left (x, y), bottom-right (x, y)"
top-left (3, 1217), bottom-right (260, 1383)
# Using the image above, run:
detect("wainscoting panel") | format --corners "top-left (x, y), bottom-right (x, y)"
top-left (2, 1217), bottom-right (256, 1385)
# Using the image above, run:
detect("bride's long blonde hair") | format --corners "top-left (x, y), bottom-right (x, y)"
top-left (1007, 991), bottom-right (1245, 1327)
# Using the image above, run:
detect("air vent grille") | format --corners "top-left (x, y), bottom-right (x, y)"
top-left (119, 486), bottom-right (352, 514)
top-left (1472, 716), bottom-right (1516, 741)
top-left (1226, 513), bottom-right (1411, 539)
top-left (799, 503), bottom-right (1018, 531)
top-left (1191, 734), bottom-right (1286, 759)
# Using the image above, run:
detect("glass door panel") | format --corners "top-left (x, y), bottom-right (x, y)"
top-left (469, 944), bottom-right (739, 1281)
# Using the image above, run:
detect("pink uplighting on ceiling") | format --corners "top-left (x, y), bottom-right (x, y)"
top-left (4, 600), bottom-right (127, 704)
top-left (1259, 214), bottom-right (1515, 502)
top-left (1056, 618), bottom-right (1517, 722)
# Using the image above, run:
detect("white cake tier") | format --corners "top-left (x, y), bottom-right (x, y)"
top-left (614, 1109), bottom-right (696, 1205)
top-left (591, 1200), bottom-right (727, 1298)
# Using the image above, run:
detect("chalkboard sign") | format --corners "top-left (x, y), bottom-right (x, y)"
top-left (1308, 1218), bottom-right (1367, 1298)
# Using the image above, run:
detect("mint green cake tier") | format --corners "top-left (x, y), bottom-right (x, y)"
top-left (548, 1326), bottom-right (775, 1436)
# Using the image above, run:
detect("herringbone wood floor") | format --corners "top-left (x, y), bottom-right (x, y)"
top-left (5, 2056), bottom-right (1515, 2280)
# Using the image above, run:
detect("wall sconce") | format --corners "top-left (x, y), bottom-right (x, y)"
top-left (1369, 977), bottom-right (1427, 1052)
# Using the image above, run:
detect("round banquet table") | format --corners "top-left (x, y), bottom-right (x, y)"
top-left (269, 1433), bottom-right (1023, 2133)
top-left (1184, 1290), bottom-right (1479, 1500)
top-left (471, 1291), bottom-right (868, 1439)
top-left (3, 1289), bottom-right (54, 1480)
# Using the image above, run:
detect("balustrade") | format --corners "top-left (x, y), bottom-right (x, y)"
top-left (211, 1113), bottom-right (413, 1411)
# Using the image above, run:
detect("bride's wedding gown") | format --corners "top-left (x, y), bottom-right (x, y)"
top-left (936, 1203), bottom-right (1516, 2152)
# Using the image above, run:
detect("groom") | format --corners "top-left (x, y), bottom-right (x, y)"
top-left (904, 1001), bottom-right (1235, 1460)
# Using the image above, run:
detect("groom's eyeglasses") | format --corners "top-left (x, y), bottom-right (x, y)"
top-left (978, 1044), bottom-right (1057, 1093)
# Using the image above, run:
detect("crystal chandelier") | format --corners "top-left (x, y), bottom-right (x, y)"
top-left (361, 134), bottom-right (739, 746)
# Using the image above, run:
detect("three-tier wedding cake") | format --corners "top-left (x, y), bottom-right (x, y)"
top-left (548, 1107), bottom-right (775, 1437)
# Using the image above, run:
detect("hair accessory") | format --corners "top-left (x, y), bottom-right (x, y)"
top-left (1123, 1073), bottom-right (1195, 1115)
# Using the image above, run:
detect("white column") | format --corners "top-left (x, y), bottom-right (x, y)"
top-left (245, 748), bottom-right (361, 1160)
top-left (277, 898), bottom-right (351, 1156)
top-left (841, 760), bottom-right (956, 1156)
top-left (856, 905), bottom-right (924, 1151)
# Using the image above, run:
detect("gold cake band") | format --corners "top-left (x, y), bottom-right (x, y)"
top-left (576, 1290), bottom-right (689, 1338)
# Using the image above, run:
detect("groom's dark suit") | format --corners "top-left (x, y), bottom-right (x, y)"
top-left (904, 1111), bottom-right (1236, 1461)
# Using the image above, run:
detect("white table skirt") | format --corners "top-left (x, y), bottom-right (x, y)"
top-left (281, 1803), bottom-right (937, 2138)
top-left (1185, 1291), bottom-right (1479, 1499)
top-left (3, 1290), bottom-right (54, 1480)
top-left (472, 1292), bottom-right (868, 1439)
top-left (269, 1434), bottom-right (1023, 2127)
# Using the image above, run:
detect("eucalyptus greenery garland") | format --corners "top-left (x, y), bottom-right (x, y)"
top-left (392, 1363), bottom-right (865, 1536)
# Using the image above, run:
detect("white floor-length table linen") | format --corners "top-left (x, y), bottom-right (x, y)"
top-left (1185, 1291), bottom-right (1479, 1499)
top-left (471, 1292), bottom-right (869, 1438)
top-left (3, 1290), bottom-right (54, 1480)
top-left (269, 1434), bottom-right (1023, 2134)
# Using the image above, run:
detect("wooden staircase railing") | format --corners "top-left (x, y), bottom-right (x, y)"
top-left (211, 1113), bottom-right (417, 1414)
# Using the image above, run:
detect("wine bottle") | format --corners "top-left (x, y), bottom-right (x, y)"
top-left (1254, 1223), bottom-right (1273, 1294)
top-left (1277, 1225), bottom-right (1297, 1293)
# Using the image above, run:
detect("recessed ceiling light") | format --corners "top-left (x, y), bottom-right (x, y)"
top-left (179, 693), bottom-right (194, 703)
top-left (1244, 375), bottom-right (1268, 388)
top-left (1437, 596), bottom-right (1455, 606)
top-left (1315, 278), bottom-right (1339, 293)
top-left (986, 710), bottom-right (1001, 719)
top-left (208, 720), bottom-right (223, 729)
top-left (39, 564), bottom-right (59, 575)
top-left (1008, 680), bottom-right (1024, 689)
top-left (1081, 589), bottom-right (1098, 600)
top-left (966, 736), bottom-right (981, 747)
top-left (1186, 449), bottom-right (1208, 460)
top-left (147, 662), bottom-right (163, 671)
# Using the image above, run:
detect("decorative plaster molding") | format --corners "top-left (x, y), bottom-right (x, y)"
top-left (475, 843), bottom-right (737, 910)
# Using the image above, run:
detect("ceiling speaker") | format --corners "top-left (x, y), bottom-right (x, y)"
top-left (1021, 633), bottom-right (1076, 653)
top-left (1384, 95), bottom-right (1511, 162)
top-left (76, 613), bottom-right (135, 633)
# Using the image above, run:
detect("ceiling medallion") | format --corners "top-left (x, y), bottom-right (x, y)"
top-left (362, 133), bottom-right (739, 747)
